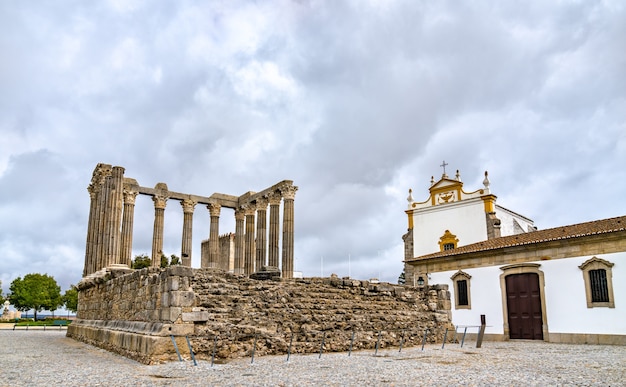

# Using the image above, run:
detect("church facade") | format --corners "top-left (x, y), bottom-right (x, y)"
top-left (403, 168), bottom-right (625, 344)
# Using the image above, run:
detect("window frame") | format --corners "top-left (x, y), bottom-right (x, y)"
top-left (579, 257), bottom-right (615, 308)
top-left (450, 270), bottom-right (472, 310)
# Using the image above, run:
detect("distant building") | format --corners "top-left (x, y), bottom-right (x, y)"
top-left (403, 167), bottom-right (625, 344)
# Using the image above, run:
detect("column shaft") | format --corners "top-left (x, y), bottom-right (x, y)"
top-left (151, 195), bottom-right (168, 267)
top-left (280, 185), bottom-right (297, 278)
top-left (234, 209), bottom-right (245, 275)
top-left (207, 203), bottom-right (221, 269)
top-left (181, 199), bottom-right (196, 267)
top-left (255, 197), bottom-right (268, 270)
top-left (120, 189), bottom-right (137, 267)
top-left (244, 206), bottom-right (256, 275)
top-left (95, 173), bottom-right (111, 272)
top-left (267, 192), bottom-right (281, 268)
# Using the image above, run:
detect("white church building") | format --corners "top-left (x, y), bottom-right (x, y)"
top-left (403, 167), bottom-right (625, 345)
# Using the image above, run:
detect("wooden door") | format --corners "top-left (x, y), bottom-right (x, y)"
top-left (506, 273), bottom-right (543, 340)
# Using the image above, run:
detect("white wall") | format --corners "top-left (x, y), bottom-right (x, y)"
top-left (540, 252), bottom-right (625, 334)
top-left (413, 198), bottom-right (487, 257)
top-left (431, 251), bottom-right (626, 337)
top-left (496, 205), bottom-right (535, 236)
top-left (431, 266), bottom-right (504, 335)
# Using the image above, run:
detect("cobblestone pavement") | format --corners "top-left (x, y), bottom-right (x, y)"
top-left (1, 330), bottom-right (624, 386)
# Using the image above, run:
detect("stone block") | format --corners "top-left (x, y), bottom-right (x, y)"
top-left (182, 311), bottom-right (209, 322)
top-left (168, 291), bottom-right (195, 307)
top-left (166, 277), bottom-right (179, 292)
top-left (167, 265), bottom-right (194, 277)
top-left (160, 307), bottom-right (182, 322)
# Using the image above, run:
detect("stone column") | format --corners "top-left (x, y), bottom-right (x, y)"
top-left (280, 184), bottom-right (297, 278)
top-left (94, 170), bottom-right (112, 272)
top-left (84, 187), bottom-right (98, 276)
top-left (234, 208), bottom-right (245, 275)
top-left (180, 198), bottom-right (197, 267)
top-left (151, 186), bottom-right (168, 267)
top-left (207, 202), bottom-right (221, 269)
top-left (255, 196), bottom-right (268, 270)
top-left (243, 204), bottom-right (256, 275)
top-left (102, 166), bottom-right (125, 268)
top-left (267, 191), bottom-right (282, 268)
top-left (119, 188), bottom-right (138, 267)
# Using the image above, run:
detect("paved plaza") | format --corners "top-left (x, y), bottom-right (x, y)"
top-left (1, 329), bottom-right (624, 386)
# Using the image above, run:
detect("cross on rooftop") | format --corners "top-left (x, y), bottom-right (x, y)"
top-left (440, 160), bottom-right (448, 175)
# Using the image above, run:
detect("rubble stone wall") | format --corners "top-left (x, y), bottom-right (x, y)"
top-left (67, 266), bottom-right (453, 364)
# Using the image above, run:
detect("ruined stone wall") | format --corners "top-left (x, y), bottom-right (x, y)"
top-left (68, 267), bottom-right (453, 364)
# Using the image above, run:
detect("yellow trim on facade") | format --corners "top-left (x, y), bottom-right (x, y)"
top-left (482, 194), bottom-right (496, 213)
top-left (405, 210), bottom-right (414, 229)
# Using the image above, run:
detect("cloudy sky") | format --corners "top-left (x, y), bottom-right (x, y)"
top-left (1, 1), bottom-right (625, 298)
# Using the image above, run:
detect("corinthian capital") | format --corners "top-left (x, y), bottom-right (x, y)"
top-left (242, 203), bottom-right (256, 216)
top-left (152, 195), bottom-right (168, 209)
top-left (123, 189), bottom-right (139, 205)
top-left (234, 207), bottom-right (246, 221)
top-left (280, 184), bottom-right (298, 200)
top-left (268, 191), bottom-right (282, 206)
top-left (207, 201), bottom-right (222, 217)
top-left (255, 196), bottom-right (269, 210)
top-left (181, 198), bottom-right (197, 213)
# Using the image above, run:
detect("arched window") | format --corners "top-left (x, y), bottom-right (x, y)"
top-left (579, 257), bottom-right (615, 308)
top-left (451, 271), bottom-right (471, 309)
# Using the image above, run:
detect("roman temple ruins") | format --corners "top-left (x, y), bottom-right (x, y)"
top-left (82, 163), bottom-right (298, 277)
top-left (68, 163), bottom-right (454, 364)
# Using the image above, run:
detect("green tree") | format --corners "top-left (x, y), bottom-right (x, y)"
top-left (9, 273), bottom-right (63, 320)
top-left (160, 253), bottom-right (169, 268)
top-left (0, 280), bottom-right (4, 304)
top-left (398, 271), bottom-right (406, 285)
top-left (63, 285), bottom-right (78, 314)
top-left (131, 254), bottom-right (151, 269)
top-left (170, 254), bottom-right (181, 266)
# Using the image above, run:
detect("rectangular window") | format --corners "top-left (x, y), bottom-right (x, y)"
top-left (457, 280), bottom-right (468, 306)
top-left (589, 269), bottom-right (609, 303)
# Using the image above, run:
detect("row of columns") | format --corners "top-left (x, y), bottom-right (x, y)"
top-left (83, 163), bottom-right (297, 279)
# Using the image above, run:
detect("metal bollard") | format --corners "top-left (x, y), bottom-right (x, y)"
top-left (461, 327), bottom-right (468, 348)
top-left (442, 328), bottom-right (448, 349)
top-left (185, 336), bottom-right (197, 366)
top-left (375, 330), bottom-right (382, 356)
top-left (348, 331), bottom-right (355, 357)
top-left (286, 332), bottom-right (294, 362)
top-left (319, 332), bottom-right (326, 359)
top-left (399, 330), bottom-right (405, 353)
top-left (251, 333), bottom-right (258, 364)
top-left (170, 335), bottom-right (182, 362)
top-left (211, 335), bottom-right (218, 367)
top-left (421, 329), bottom-right (428, 351)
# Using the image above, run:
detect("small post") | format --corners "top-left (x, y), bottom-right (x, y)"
top-left (286, 332), bottom-right (294, 362)
top-left (442, 328), bottom-right (448, 349)
top-left (375, 330), bottom-right (382, 356)
top-left (185, 336), bottom-right (197, 366)
top-left (461, 327), bottom-right (468, 348)
top-left (398, 329), bottom-right (405, 353)
top-left (211, 335), bottom-right (218, 367)
top-left (421, 329), bottom-right (428, 351)
top-left (170, 335), bottom-right (182, 362)
top-left (251, 333), bottom-right (258, 364)
top-left (476, 315), bottom-right (486, 348)
top-left (348, 331), bottom-right (355, 357)
top-left (319, 332), bottom-right (326, 359)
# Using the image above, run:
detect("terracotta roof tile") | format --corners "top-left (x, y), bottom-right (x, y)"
top-left (410, 215), bottom-right (626, 261)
